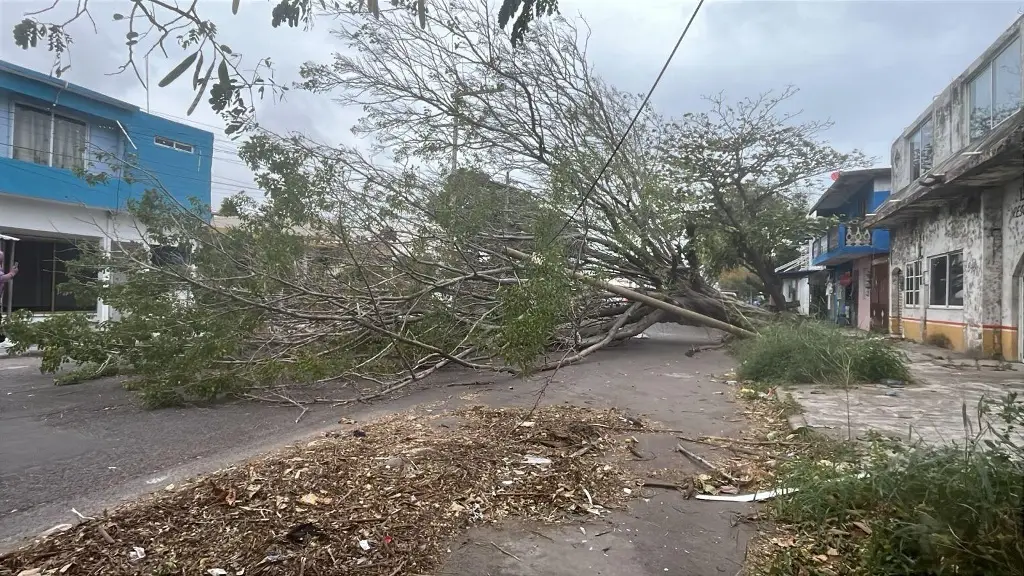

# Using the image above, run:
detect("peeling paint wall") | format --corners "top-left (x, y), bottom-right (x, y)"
top-left (890, 16), bottom-right (1024, 196)
top-left (1002, 178), bottom-right (1024, 359)
top-left (889, 199), bottom-right (984, 351)
top-left (890, 179), bottom-right (1024, 360)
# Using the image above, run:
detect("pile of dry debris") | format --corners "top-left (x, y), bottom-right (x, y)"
top-left (1, 405), bottom-right (636, 576)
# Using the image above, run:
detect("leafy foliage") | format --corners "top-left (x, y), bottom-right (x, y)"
top-left (10, 0), bottom-right (559, 132)
top-left (660, 88), bottom-right (867, 307)
top-left (493, 250), bottom-right (573, 373)
top-left (718, 267), bottom-right (764, 298)
top-left (733, 320), bottom-right (909, 385)
top-left (217, 194), bottom-right (244, 217)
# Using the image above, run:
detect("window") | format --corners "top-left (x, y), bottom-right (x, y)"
top-left (154, 135), bottom-right (194, 153)
top-left (969, 36), bottom-right (1022, 140)
top-left (150, 245), bottom-right (190, 268)
top-left (929, 251), bottom-right (964, 307)
top-left (5, 237), bottom-right (97, 313)
top-left (909, 119), bottom-right (933, 181)
top-left (12, 104), bottom-right (87, 170)
top-left (903, 260), bottom-right (922, 307)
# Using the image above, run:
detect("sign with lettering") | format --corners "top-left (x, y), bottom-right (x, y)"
top-left (1012, 183), bottom-right (1024, 221)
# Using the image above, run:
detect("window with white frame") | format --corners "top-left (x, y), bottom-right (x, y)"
top-left (909, 119), bottom-right (933, 180)
top-left (903, 260), bottom-right (922, 307)
top-left (929, 251), bottom-right (964, 307)
top-left (12, 104), bottom-right (87, 170)
top-left (968, 36), bottom-right (1022, 141)
top-left (154, 135), bottom-right (194, 153)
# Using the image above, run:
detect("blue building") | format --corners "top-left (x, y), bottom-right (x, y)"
top-left (0, 59), bottom-right (213, 320)
top-left (808, 167), bottom-right (892, 331)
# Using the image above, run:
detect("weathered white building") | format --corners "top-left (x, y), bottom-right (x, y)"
top-left (868, 15), bottom-right (1023, 360)
top-left (775, 242), bottom-right (827, 317)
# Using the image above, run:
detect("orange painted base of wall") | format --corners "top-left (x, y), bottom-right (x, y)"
top-left (890, 317), bottom-right (1019, 361)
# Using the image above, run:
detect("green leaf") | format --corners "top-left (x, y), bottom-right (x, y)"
top-left (126, 31), bottom-right (139, 40)
top-left (220, 44), bottom-right (233, 55)
top-left (192, 51), bottom-right (205, 89)
top-left (158, 52), bottom-right (199, 88)
top-left (231, 0), bottom-right (241, 15)
top-left (187, 61), bottom-right (215, 116)
top-left (217, 59), bottom-right (230, 86)
top-left (113, 13), bottom-right (125, 20)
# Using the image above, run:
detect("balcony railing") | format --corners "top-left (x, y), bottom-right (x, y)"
top-left (811, 223), bottom-right (889, 266)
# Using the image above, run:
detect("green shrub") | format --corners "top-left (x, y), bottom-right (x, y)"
top-left (765, 394), bottom-right (1024, 575)
top-left (734, 320), bottom-right (909, 385)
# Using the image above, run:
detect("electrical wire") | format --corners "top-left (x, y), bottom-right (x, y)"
top-left (548, 0), bottom-right (706, 244)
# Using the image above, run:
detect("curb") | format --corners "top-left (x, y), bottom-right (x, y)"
top-left (787, 413), bottom-right (809, 432)
top-left (1, 350), bottom-right (43, 359)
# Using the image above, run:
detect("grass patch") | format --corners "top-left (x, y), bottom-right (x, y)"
top-left (734, 320), bottom-right (909, 385)
top-left (755, 394), bottom-right (1024, 576)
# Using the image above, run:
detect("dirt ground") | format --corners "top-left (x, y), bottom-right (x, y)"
top-left (2, 324), bottom-right (754, 575)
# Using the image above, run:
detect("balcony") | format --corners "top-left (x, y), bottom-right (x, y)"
top-left (811, 223), bottom-right (889, 267)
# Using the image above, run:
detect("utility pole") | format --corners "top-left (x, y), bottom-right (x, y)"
top-left (450, 84), bottom-right (507, 173)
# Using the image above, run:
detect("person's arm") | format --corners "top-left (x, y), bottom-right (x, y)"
top-left (1, 264), bottom-right (18, 282)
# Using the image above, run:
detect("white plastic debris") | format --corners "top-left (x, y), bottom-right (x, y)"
top-left (38, 523), bottom-right (72, 539)
top-left (518, 421), bottom-right (536, 428)
top-left (695, 487), bottom-right (798, 502)
top-left (696, 472), bottom-right (869, 502)
top-left (206, 569), bottom-right (229, 576)
top-left (359, 539), bottom-right (372, 551)
top-left (129, 547), bottom-right (146, 561)
top-left (523, 455), bottom-right (552, 466)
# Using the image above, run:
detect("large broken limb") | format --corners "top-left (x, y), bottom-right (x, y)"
top-left (504, 248), bottom-right (757, 339)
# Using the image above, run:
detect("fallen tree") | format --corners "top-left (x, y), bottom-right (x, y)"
top-left (1, 2), bottom-right (818, 406)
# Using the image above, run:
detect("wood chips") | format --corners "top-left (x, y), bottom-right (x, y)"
top-left (1, 405), bottom-right (634, 576)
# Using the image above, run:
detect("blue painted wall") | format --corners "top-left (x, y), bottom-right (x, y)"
top-left (810, 176), bottom-right (893, 267)
top-left (0, 60), bottom-right (213, 212)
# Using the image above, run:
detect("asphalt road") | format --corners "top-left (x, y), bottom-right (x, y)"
top-left (0, 359), bottom-right (367, 549)
top-left (0, 324), bottom-right (730, 555)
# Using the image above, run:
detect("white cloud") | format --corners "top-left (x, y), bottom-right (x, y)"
top-left (1, 0), bottom-right (1021, 205)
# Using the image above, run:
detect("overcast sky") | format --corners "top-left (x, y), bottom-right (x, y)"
top-left (1, 0), bottom-right (1021, 207)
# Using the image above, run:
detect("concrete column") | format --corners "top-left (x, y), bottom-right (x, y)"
top-left (980, 188), bottom-right (1004, 357)
top-left (96, 227), bottom-right (113, 324)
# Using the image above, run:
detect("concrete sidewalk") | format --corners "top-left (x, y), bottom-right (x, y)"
top-left (787, 342), bottom-right (1024, 445)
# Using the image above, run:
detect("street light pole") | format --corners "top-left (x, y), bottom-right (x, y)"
top-left (450, 84), bottom-right (506, 173)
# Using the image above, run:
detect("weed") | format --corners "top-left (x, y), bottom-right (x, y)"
top-left (734, 320), bottom-right (909, 385)
top-left (760, 393), bottom-right (1024, 576)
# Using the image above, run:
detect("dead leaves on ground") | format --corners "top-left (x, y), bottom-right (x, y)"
top-left (0, 405), bottom-right (634, 576)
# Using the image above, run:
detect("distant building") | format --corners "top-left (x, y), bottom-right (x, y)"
top-left (810, 168), bottom-right (893, 331)
top-left (867, 15), bottom-right (1023, 360)
top-left (0, 59), bottom-right (214, 322)
top-left (774, 243), bottom-right (827, 317)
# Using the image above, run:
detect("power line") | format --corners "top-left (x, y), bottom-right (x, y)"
top-left (549, 0), bottom-right (706, 243)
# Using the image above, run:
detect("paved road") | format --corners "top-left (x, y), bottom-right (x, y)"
top-left (0, 324), bottom-right (739, 565)
top-left (0, 359), bottom-right (367, 549)
top-left (2, 325), bottom-right (752, 575)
